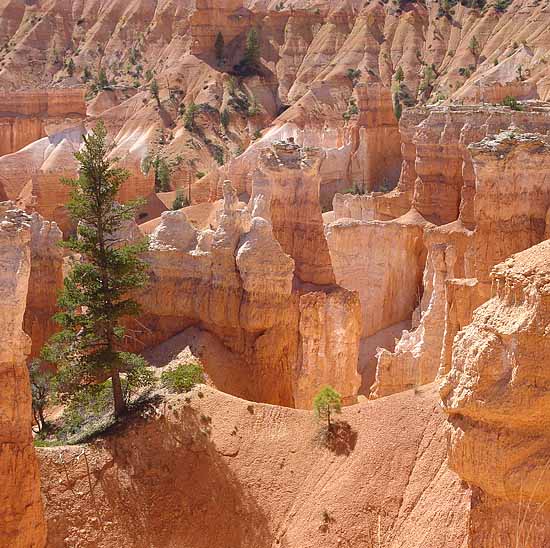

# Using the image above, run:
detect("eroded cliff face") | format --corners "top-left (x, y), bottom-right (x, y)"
top-left (136, 179), bottom-right (361, 408)
top-left (0, 203), bottom-right (46, 547)
top-left (441, 240), bottom-right (550, 548)
top-left (369, 108), bottom-right (550, 398)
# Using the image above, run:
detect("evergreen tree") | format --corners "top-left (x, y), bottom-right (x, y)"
top-left (150, 78), bottom-right (160, 107)
top-left (97, 68), bottom-right (109, 90)
top-left (66, 58), bottom-right (75, 77)
top-left (220, 108), bottom-right (230, 130)
top-left (244, 28), bottom-right (261, 67)
top-left (394, 66), bottom-right (404, 83)
top-left (215, 32), bottom-right (225, 64)
top-left (42, 122), bottom-right (151, 418)
top-left (313, 386), bottom-right (342, 430)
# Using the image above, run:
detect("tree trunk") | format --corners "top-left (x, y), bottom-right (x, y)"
top-left (111, 368), bottom-right (127, 418)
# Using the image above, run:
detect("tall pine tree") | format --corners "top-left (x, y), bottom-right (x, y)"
top-left (43, 121), bottom-right (151, 418)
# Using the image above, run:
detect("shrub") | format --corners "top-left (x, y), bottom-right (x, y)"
top-left (161, 362), bottom-right (205, 393)
top-left (494, 0), bottom-right (512, 13)
top-left (501, 95), bottom-right (523, 111)
top-left (220, 108), bottom-right (230, 129)
top-left (184, 102), bottom-right (199, 131)
top-left (172, 190), bottom-right (189, 210)
top-left (28, 359), bottom-right (53, 434)
top-left (346, 68), bottom-right (362, 86)
top-left (313, 386), bottom-right (342, 429)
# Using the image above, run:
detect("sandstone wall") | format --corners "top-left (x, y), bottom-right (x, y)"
top-left (23, 213), bottom-right (64, 361)
top-left (0, 89), bottom-right (86, 157)
top-left (372, 115), bottom-right (550, 398)
top-left (0, 203), bottom-right (46, 547)
top-left (441, 239), bottom-right (550, 547)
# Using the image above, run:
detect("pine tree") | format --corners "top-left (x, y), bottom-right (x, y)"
top-left (150, 78), bottom-right (160, 107)
top-left (313, 386), bottom-right (342, 430)
top-left (97, 68), bottom-right (109, 90)
top-left (215, 32), bottom-right (225, 64)
top-left (42, 122), bottom-right (151, 418)
top-left (244, 28), bottom-right (261, 67)
top-left (394, 66), bottom-right (404, 83)
top-left (66, 58), bottom-right (75, 77)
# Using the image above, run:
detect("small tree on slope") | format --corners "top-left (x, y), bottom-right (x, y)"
top-left (42, 121), bottom-right (151, 418)
top-left (313, 386), bottom-right (342, 431)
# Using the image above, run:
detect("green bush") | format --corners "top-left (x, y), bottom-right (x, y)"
top-left (172, 190), bottom-right (189, 210)
top-left (501, 95), bottom-right (523, 111)
top-left (161, 362), bottom-right (205, 393)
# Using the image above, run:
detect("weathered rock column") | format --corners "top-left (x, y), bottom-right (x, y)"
top-left (0, 203), bottom-right (46, 547)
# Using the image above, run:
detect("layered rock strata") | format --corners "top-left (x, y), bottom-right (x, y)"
top-left (0, 89), bottom-right (86, 156)
top-left (371, 111), bottom-right (550, 397)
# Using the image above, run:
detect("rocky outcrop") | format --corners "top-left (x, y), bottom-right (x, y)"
top-left (0, 203), bottom-right (46, 547)
top-left (136, 182), bottom-right (360, 408)
top-left (253, 142), bottom-right (335, 285)
top-left (441, 239), bottom-right (550, 547)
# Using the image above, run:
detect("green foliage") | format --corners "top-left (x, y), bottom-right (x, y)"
top-left (66, 57), bottom-right (75, 76)
top-left (215, 32), bottom-right (225, 63)
top-left (172, 190), bottom-right (189, 210)
top-left (235, 28), bottom-right (262, 76)
top-left (343, 97), bottom-right (359, 121)
top-left (196, 171), bottom-right (206, 179)
top-left (247, 96), bottom-right (260, 117)
top-left (184, 102), bottom-right (199, 131)
top-left (346, 68), bottom-right (362, 86)
top-left (494, 0), bottom-right (512, 13)
top-left (28, 359), bottom-right (53, 434)
top-left (97, 68), bottom-right (109, 90)
top-left (501, 95), bottom-right (523, 111)
top-left (220, 108), bottom-right (230, 130)
top-left (393, 92), bottom-right (403, 120)
top-left (145, 69), bottom-right (154, 82)
top-left (244, 28), bottom-right (261, 67)
top-left (42, 121), bottom-right (151, 418)
top-left (419, 64), bottom-right (436, 93)
top-left (82, 66), bottom-right (92, 82)
top-left (161, 362), bottom-right (205, 393)
top-left (150, 78), bottom-right (160, 107)
top-left (212, 144), bottom-right (225, 165)
top-left (394, 66), bottom-right (405, 83)
top-left (313, 386), bottom-right (342, 428)
top-left (469, 36), bottom-right (480, 57)
top-left (141, 130), bottom-right (182, 192)
top-left (516, 64), bottom-right (525, 81)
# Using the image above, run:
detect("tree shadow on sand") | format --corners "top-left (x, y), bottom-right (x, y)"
top-left (315, 420), bottom-right (358, 456)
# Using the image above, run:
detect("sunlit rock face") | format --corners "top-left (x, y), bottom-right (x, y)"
top-left (441, 239), bottom-right (550, 548)
top-left (0, 203), bottom-right (46, 548)
top-left (136, 181), bottom-right (360, 408)
top-left (369, 112), bottom-right (550, 398)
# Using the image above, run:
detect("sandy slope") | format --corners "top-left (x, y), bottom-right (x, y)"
top-left (38, 383), bottom-right (470, 548)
